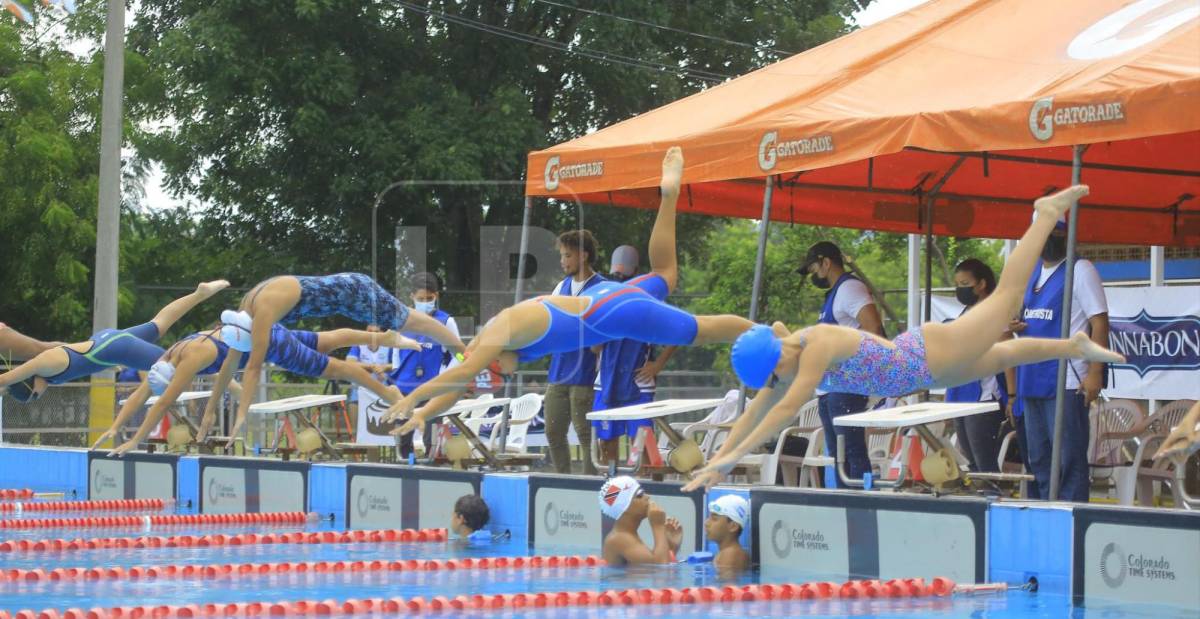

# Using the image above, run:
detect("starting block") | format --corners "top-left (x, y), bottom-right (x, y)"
top-left (834, 401), bottom-right (998, 490)
top-left (422, 397), bottom-right (539, 469)
top-left (119, 391), bottom-right (236, 454)
top-left (248, 394), bottom-right (347, 461)
top-left (586, 398), bottom-right (724, 477)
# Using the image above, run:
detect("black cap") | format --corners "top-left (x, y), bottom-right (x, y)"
top-left (798, 241), bottom-right (842, 274)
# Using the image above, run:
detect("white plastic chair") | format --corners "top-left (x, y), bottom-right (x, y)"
top-left (483, 393), bottom-right (543, 454)
top-left (1087, 399), bottom-right (1146, 502)
top-left (1111, 399), bottom-right (1196, 507)
top-left (735, 399), bottom-right (821, 485)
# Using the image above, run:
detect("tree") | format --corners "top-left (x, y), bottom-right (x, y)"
top-left (127, 0), bottom-right (857, 318)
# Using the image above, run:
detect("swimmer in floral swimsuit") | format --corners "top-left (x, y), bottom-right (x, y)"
top-left (686, 185), bottom-right (1125, 492)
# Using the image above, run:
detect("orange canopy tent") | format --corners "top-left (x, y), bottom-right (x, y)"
top-left (524, 0), bottom-right (1200, 247)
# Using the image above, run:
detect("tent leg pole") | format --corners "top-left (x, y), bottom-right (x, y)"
top-left (1147, 246), bottom-right (1165, 415)
top-left (1048, 145), bottom-right (1084, 502)
top-left (498, 196), bottom-right (534, 453)
top-left (907, 235), bottom-right (920, 331)
top-left (924, 201), bottom-right (933, 322)
top-left (738, 176), bottom-right (775, 412)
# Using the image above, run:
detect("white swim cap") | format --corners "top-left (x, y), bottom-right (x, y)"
top-left (219, 309), bottom-right (254, 353)
top-left (708, 494), bottom-right (749, 529)
top-left (147, 361), bottom-right (176, 396)
top-left (598, 476), bottom-right (642, 520)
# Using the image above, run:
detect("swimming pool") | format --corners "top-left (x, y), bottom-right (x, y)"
top-left (1, 516), bottom-right (1193, 619)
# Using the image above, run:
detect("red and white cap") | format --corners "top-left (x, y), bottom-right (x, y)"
top-left (598, 476), bottom-right (642, 520)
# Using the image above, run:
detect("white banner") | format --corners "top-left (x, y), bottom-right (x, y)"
top-left (1104, 286), bottom-right (1200, 401)
top-left (355, 390), bottom-right (397, 446)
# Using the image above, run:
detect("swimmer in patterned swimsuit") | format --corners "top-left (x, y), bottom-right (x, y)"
top-left (101, 314), bottom-right (423, 454)
top-left (0, 280), bottom-right (229, 402)
top-left (684, 185), bottom-right (1126, 492)
top-left (385, 147), bottom-right (757, 434)
top-left (209, 271), bottom-right (465, 447)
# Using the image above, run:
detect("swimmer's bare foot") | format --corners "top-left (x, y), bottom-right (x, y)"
top-left (660, 146), bottom-right (683, 197)
top-left (1070, 331), bottom-right (1124, 364)
top-left (1034, 185), bottom-right (1088, 221)
top-left (196, 280), bottom-right (231, 299)
top-left (384, 330), bottom-right (423, 351)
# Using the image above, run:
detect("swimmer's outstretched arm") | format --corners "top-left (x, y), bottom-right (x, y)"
top-left (383, 344), bottom-right (503, 430)
top-left (197, 350), bottom-right (242, 443)
top-left (93, 381), bottom-right (153, 449)
top-left (687, 343), bottom-right (833, 492)
top-left (0, 354), bottom-right (54, 391)
top-left (1155, 400), bottom-right (1200, 460)
top-left (391, 390), bottom-right (467, 437)
top-left (113, 354), bottom-right (210, 456)
top-left (680, 385), bottom-right (784, 492)
top-left (402, 311), bottom-right (466, 353)
top-left (649, 146), bottom-right (683, 293)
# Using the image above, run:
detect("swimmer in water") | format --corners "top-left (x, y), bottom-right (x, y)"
top-left (98, 313), bottom-right (422, 454)
top-left (0, 280), bottom-right (230, 402)
top-left (207, 272), bottom-right (465, 448)
top-left (385, 147), bottom-right (755, 434)
top-left (685, 185), bottom-right (1125, 492)
top-left (599, 476), bottom-right (682, 566)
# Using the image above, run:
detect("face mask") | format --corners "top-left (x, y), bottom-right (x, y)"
top-left (414, 300), bottom-right (436, 315)
top-left (1041, 236), bottom-right (1067, 263)
top-left (810, 273), bottom-right (831, 289)
top-left (955, 286), bottom-right (979, 307)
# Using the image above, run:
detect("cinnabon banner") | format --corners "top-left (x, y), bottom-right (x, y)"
top-left (1104, 286), bottom-right (1200, 401)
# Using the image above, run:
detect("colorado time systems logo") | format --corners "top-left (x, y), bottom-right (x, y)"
top-left (769, 520), bottom-right (830, 559)
top-left (543, 501), bottom-right (587, 535)
top-left (93, 469), bottom-right (117, 492)
top-left (1099, 542), bottom-right (1178, 589)
top-left (1107, 311), bottom-right (1200, 377)
top-left (356, 488), bottom-right (391, 518)
top-left (207, 478), bottom-right (238, 506)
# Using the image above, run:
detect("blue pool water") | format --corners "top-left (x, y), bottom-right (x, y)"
top-left (0, 523), bottom-right (1193, 618)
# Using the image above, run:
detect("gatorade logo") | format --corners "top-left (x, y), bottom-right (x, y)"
top-left (1067, 0), bottom-right (1199, 60)
top-left (757, 130), bottom-right (834, 172)
top-left (543, 156), bottom-right (604, 192)
top-left (1028, 97), bottom-right (1125, 141)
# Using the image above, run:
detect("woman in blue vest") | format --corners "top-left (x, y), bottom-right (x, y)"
top-left (0, 280), bottom-right (229, 402)
top-left (685, 185), bottom-right (1125, 492)
top-left (802, 240), bottom-right (885, 486)
top-left (945, 259), bottom-right (1009, 473)
top-left (385, 147), bottom-right (756, 434)
top-left (389, 272), bottom-right (461, 457)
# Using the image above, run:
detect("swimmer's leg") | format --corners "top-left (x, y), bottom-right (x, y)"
top-left (648, 146), bottom-right (683, 293)
top-left (924, 185), bottom-right (1089, 378)
top-left (936, 333), bottom-right (1124, 387)
top-left (148, 279), bottom-right (231, 336)
top-left (320, 358), bottom-right (402, 404)
top-left (312, 328), bottom-right (421, 354)
top-left (691, 315), bottom-right (756, 345)
top-left (0, 326), bottom-right (64, 360)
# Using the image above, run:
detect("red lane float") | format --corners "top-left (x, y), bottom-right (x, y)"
top-left (0, 528), bottom-right (448, 554)
top-left (0, 511), bottom-right (315, 531)
top-left (0, 499), bottom-right (172, 514)
top-left (0, 555), bottom-right (604, 584)
top-left (0, 489), bottom-right (35, 500)
top-left (5, 578), bottom-right (992, 618)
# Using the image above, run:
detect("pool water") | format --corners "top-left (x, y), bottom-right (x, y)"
top-left (0, 524), bottom-right (1193, 618)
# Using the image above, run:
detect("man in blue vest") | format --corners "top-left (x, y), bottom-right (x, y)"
top-left (1013, 215), bottom-right (1109, 502)
top-left (801, 241), bottom-right (885, 487)
top-left (545, 230), bottom-right (605, 475)
top-left (390, 272), bottom-right (461, 458)
top-left (591, 245), bottom-right (677, 466)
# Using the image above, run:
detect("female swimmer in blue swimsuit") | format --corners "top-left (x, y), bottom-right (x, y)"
top-left (0, 280), bottom-right (229, 402)
top-left (683, 185), bottom-right (1126, 492)
top-left (98, 313), bottom-right (422, 454)
top-left (385, 147), bottom-right (756, 435)
top-left (209, 270), bottom-right (465, 448)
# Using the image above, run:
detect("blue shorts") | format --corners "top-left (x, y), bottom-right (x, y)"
top-left (281, 273), bottom-right (411, 331)
top-left (591, 390), bottom-right (655, 441)
top-left (265, 326), bottom-right (330, 377)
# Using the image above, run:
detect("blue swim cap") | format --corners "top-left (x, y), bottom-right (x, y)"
top-left (730, 325), bottom-right (782, 389)
top-left (5, 378), bottom-right (38, 403)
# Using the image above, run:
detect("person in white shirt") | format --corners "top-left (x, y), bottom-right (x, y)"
top-left (346, 324), bottom-right (397, 439)
top-left (801, 241), bottom-right (884, 487)
top-left (1012, 215), bottom-right (1110, 502)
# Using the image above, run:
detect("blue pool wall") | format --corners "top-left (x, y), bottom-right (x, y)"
top-left (5, 444), bottom-right (1197, 603)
